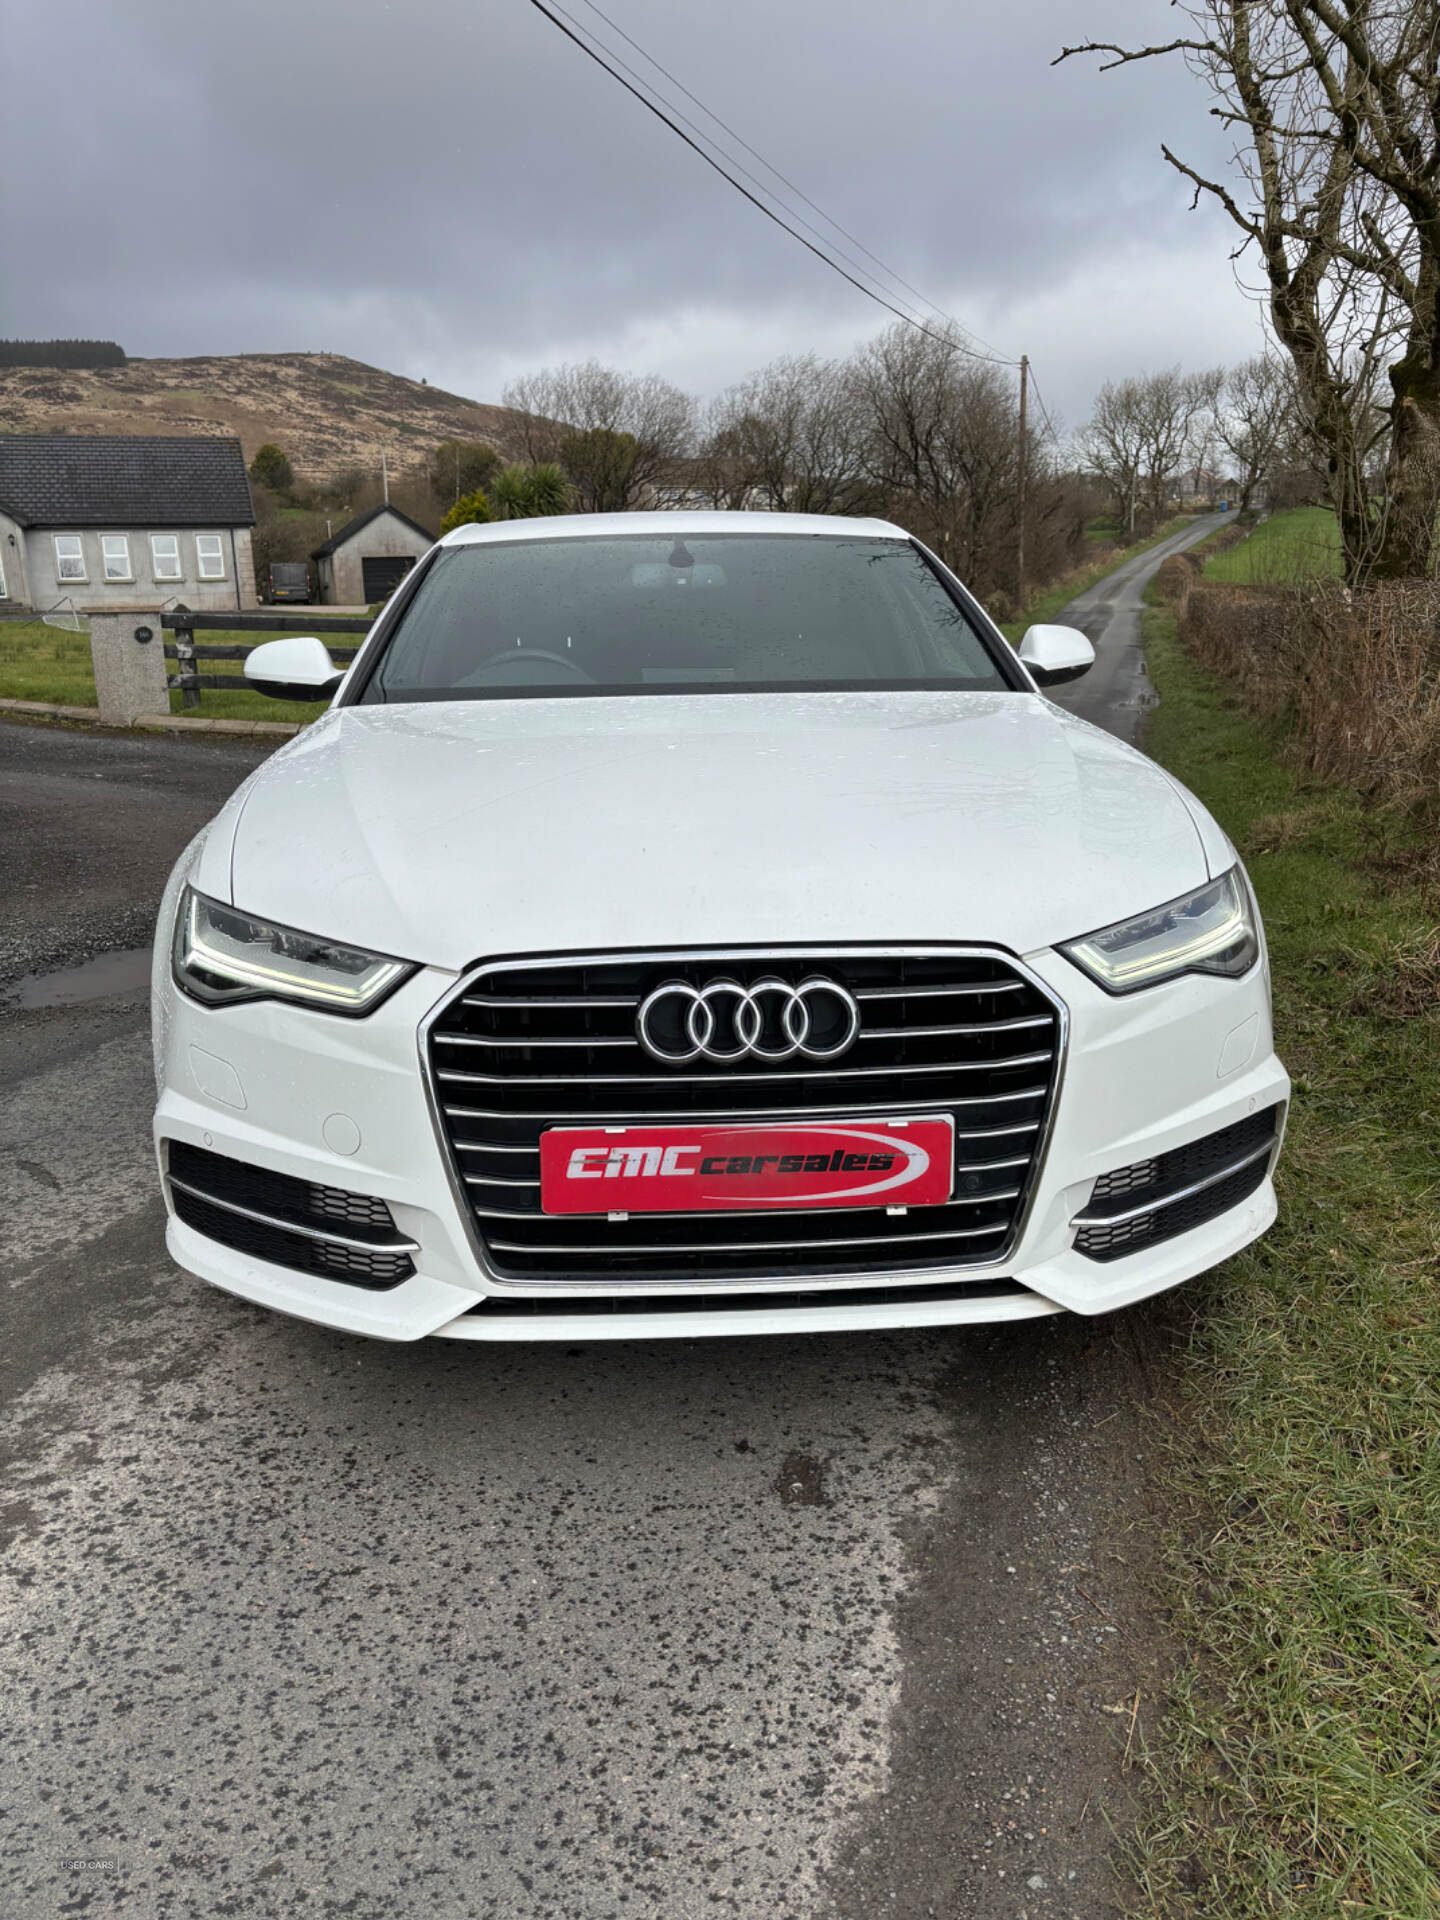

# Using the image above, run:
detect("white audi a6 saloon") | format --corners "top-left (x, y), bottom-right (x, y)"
top-left (151, 512), bottom-right (1288, 1341)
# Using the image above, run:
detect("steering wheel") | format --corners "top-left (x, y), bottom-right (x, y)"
top-left (465, 647), bottom-right (594, 686)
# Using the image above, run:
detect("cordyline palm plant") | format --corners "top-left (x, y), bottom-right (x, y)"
top-left (437, 464), bottom-right (571, 534)
top-left (492, 462), bottom-right (570, 519)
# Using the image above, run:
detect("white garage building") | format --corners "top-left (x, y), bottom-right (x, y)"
top-left (311, 505), bottom-right (434, 606)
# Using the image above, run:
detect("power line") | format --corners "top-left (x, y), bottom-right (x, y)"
top-left (523, 0), bottom-right (1019, 367)
top-left (571, 0), bottom-right (1011, 363)
top-left (543, 0), bottom-right (941, 339)
top-left (1026, 365), bottom-right (1060, 443)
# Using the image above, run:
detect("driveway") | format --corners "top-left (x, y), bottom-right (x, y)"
top-left (1, 535), bottom-right (1197, 1918)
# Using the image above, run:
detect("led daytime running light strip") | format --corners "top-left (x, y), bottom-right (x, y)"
top-left (179, 893), bottom-right (409, 1009)
top-left (1097, 896), bottom-right (1250, 989)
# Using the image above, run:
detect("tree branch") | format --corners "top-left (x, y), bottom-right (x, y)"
top-left (1052, 37), bottom-right (1218, 72)
top-left (1160, 144), bottom-right (1263, 239)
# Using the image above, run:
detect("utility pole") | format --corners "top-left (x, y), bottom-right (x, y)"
top-left (1016, 353), bottom-right (1029, 614)
top-left (382, 448), bottom-right (390, 505)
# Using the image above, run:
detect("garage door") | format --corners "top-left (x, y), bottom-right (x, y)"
top-left (362, 555), bottom-right (416, 602)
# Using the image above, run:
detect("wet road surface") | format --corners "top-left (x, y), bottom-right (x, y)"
top-left (1, 531), bottom-right (1211, 1919)
top-left (1047, 512), bottom-right (1226, 742)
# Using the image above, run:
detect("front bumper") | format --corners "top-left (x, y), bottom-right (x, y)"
top-left (152, 952), bottom-right (1288, 1341)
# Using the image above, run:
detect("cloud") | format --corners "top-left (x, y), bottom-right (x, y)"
top-left (0, 0), bottom-right (1258, 424)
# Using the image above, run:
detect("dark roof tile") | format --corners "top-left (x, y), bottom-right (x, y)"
top-left (0, 435), bottom-right (255, 528)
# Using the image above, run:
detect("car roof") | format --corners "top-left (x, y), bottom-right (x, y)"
top-left (439, 510), bottom-right (909, 548)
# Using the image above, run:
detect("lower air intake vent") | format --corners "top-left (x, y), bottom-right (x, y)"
top-left (1074, 1106), bottom-right (1282, 1263)
top-left (165, 1142), bottom-right (415, 1289)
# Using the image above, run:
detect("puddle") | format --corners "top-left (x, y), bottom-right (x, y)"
top-left (5, 947), bottom-right (152, 1010)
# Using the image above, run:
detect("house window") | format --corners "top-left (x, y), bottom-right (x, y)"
top-left (151, 534), bottom-right (182, 581)
top-left (0, 550), bottom-right (7, 598)
top-left (54, 535), bottom-right (86, 582)
top-left (101, 535), bottom-right (132, 581)
top-left (195, 534), bottom-right (226, 580)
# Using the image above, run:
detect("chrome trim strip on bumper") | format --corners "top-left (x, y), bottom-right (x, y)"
top-left (166, 1175), bottom-right (420, 1255)
top-left (1071, 1138), bottom-right (1276, 1229)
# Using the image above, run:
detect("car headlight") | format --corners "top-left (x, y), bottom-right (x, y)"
top-left (1059, 868), bottom-right (1259, 994)
top-left (172, 887), bottom-right (415, 1014)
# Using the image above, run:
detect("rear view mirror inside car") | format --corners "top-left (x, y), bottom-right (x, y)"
top-left (631, 562), bottom-right (727, 587)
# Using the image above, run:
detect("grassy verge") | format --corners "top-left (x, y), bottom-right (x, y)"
top-left (1203, 506), bottom-right (1342, 585)
top-left (0, 620), bottom-right (97, 705)
top-left (1132, 602), bottom-right (1440, 1917)
top-left (999, 515), bottom-right (1196, 644)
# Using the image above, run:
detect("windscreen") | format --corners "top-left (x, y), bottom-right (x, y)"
top-left (361, 533), bottom-right (1012, 701)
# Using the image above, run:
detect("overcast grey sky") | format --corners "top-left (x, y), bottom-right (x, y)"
top-left (0, 0), bottom-right (1270, 427)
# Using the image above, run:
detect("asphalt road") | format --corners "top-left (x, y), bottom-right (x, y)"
top-left (2, 533), bottom-right (1215, 1920)
top-left (1046, 512), bottom-right (1227, 741)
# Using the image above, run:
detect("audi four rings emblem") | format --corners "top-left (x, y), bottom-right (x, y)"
top-left (637, 976), bottom-right (862, 1065)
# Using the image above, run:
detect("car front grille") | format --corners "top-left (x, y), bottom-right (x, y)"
top-left (426, 948), bottom-right (1064, 1286)
top-left (165, 1141), bottom-right (417, 1289)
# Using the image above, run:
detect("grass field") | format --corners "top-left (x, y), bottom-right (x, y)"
top-left (999, 515), bottom-right (1195, 645)
top-left (1085, 515), bottom-right (1124, 544)
top-left (1203, 506), bottom-right (1343, 585)
top-left (0, 620), bottom-right (97, 706)
top-left (1131, 601), bottom-right (1440, 1918)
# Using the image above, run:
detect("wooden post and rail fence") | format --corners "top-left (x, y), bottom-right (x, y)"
top-left (162, 608), bottom-right (372, 707)
top-left (85, 606), bottom-right (375, 725)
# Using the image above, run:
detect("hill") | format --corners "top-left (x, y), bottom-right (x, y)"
top-left (0, 352), bottom-right (534, 478)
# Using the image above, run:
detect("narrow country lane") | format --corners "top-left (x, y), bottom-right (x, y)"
top-left (1048, 512), bottom-right (1227, 741)
top-left (1, 518), bottom-right (1214, 1918)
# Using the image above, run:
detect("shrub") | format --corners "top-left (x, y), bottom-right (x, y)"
top-left (1179, 581), bottom-right (1440, 830)
top-left (430, 440), bottom-right (500, 505)
top-left (248, 443), bottom-right (294, 491)
top-left (440, 488), bottom-right (493, 534)
top-left (1152, 523), bottom-right (1254, 613)
top-left (250, 509), bottom-right (330, 591)
top-left (492, 462), bottom-right (570, 520)
top-left (558, 428), bottom-right (638, 513)
top-left (328, 466), bottom-right (370, 503)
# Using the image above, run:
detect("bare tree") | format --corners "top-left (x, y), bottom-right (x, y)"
top-left (1139, 366), bottom-right (1224, 518)
top-left (701, 354), bottom-right (873, 515)
top-left (690, 412), bottom-right (757, 510)
top-left (850, 322), bottom-right (1034, 587)
top-left (501, 362), bottom-right (696, 510)
top-left (1213, 355), bottom-right (1293, 510)
top-left (1081, 377), bottom-right (1149, 536)
top-left (1081, 368), bottom-right (1218, 527)
top-left (1058, 3), bottom-right (1440, 580)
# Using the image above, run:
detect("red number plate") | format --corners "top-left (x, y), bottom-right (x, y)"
top-left (539, 1118), bottom-right (954, 1215)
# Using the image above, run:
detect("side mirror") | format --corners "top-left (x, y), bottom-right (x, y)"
top-left (1018, 623), bottom-right (1095, 687)
top-left (243, 636), bottom-right (345, 702)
